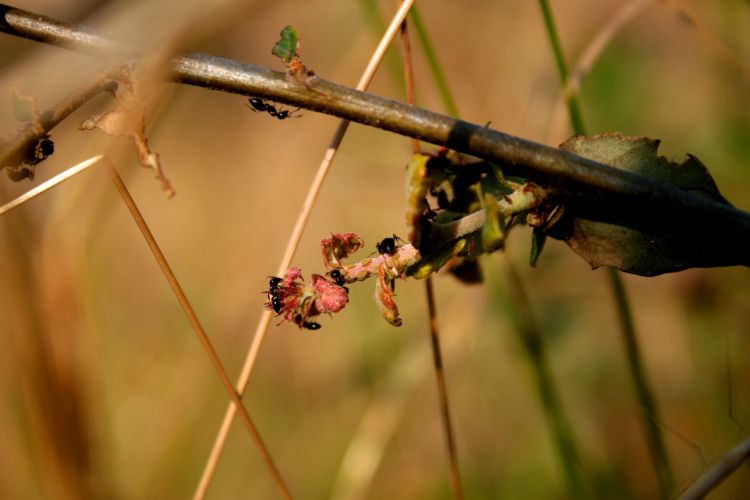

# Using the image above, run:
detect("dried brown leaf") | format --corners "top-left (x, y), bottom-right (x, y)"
top-left (79, 72), bottom-right (174, 197)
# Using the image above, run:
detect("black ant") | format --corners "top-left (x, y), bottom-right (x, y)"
top-left (330, 269), bottom-right (348, 291)
top-left (6, 136), bottom-right (54, 182)
top-left (34, 137), bottom-right (54, 162)
top-left (272, 108), bottom-right (299, 120)
top-left (266, 276), bottom-right (284, 313)
top-left (375, 235), bottom-right (404, 256)
top-left (294, 313), bottom-right (321, 331)
top-left (330, 269), bottom-right (344, 285)
top-left (248, 97), bottom-right (269, 112)
top-left (270, 296), bottom-right (282, 314)
top-left (269, 277), bottom-right (282, 291)
top-left (375, 235), bottom-right (405, 292)
top-left (247, 97), bottom-right (301, 120)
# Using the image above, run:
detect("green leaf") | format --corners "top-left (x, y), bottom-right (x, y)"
top-left (271, 26), bottom-right (299, 63)
top-left (406, 238), bottom-right (467, 279)
top-left (481, 194), bottom-right (505, 253)
top-left (432, 210), bottom-right (463, 224)
top-left (479, 165), bottom-right (512, 199)
top-left (555, 132), bottom-right (733, 276)
top-left (530, 228), bottom-right (546, 267)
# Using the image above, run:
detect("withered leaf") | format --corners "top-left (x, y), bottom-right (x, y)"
top-left (79, 73), bottom-right (174, 197)
top-left (2, 91), bottom-right (53, 181)
top-left (404, 153), bottom-right (431, 248)
top-left (555, 132), bottom-right (734, 276)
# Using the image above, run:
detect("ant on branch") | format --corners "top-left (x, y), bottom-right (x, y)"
top-left (375, 235), bottom-right (405, 291)
top-left (375, 234), bottom-right (405, 256)
top-left (247, 97), bottom-right (301, 120)
top-left (6, 136), bottom-right (55, 182)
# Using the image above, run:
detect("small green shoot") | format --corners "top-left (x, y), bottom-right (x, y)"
top-left (530, 229), bottom-right (546, 267)
top-left (271, 26), bottom-right (300, 63)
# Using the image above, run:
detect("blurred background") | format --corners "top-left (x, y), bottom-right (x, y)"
top-left (1, 0), bottom-right (749, 498)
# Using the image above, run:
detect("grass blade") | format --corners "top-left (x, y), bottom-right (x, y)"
top-left (410, 4), bottom-right (589, 495)
top-left (608, 268), bottom-right (675, 495)
top-left (502, 256), bottom-right (590, 498)
top-left (537, 1), bottom-right (674, 496)
top-left (424, 277), bottom-right (463, 499)
top-left (0, 155), bottom-right (103, 216)
top-left (194, 1), bottom-right (417, 497)
top-left (408, 6), bottom-right (459, 118)
top-left (105, 161), bottom-right (292, 499)
top-left (398, 10), bottom-right (463, 497)
top-left (537, 0), bottom-right (585, 134)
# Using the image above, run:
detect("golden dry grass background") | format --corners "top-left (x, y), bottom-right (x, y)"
top-left (1, 0), bottom-right (749, 498)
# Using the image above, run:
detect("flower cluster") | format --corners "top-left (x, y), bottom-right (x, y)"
top-left (265, 232), bottom-right (421, 330)
top-left (264, 266), bottom-right (349, 331)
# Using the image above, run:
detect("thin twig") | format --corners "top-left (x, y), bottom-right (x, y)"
top-left (608, 268), bottom-right (674, 497)
top-left (104, 160), bottom-right (292, 500)
top-left (408, 6), bottom-right (459, 118)
top-left (564, 0), bottom-right (653, 99)
top-left (679, 435), bottom-right (750, 500)
top-left (193, 1), bottom-right (417, 497)
top-left (1, 74), bottom-right (110, 171)
top-left (537, 0), bottom-right (585, 134)
top-left (3, 3), bottom-right (750, 257)
top-left (658, 0), bottom-right (750, 80)
top-left (424, 278), bottom-right (463, 499)
top-left (0, 155), bottom-right (103, 216)
top-left (330, 314), bottom-right (470, 500)
top-left (399, 13), bottom-right (420, 155)
top-left (330, 338), bottom-right (428, 500)
top-left (723, 330), bottom-right (744, 431)
top-left (399, 9), bottom-right (463, 499)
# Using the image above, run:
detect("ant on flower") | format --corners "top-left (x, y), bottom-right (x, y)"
top-left (376, 236), bottom-right (399, 255)
top-left (374, 235), bottom-right (406, 292)
top-left (294, 314), bottom-right (321, 330)
top-left (247, 97), bottom-right (301, 120)
top-left (265, 276), bottom-right (284, 313)
top-left (263, 268), bottom-right (345, 331)
top-left (330, 269), bottom-right (346, 286)
top-left (329, 269), bottom-right (350, 293)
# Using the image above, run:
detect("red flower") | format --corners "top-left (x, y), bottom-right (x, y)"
top-left (312, 274), bottom-right (349, 314)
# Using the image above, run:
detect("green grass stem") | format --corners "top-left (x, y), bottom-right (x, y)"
top-left (408, 6), bottom-right (459, 117)
top-left (537, 0), bottom-right (585, 134)
top-left (410, 8), bottom-right (590, 496)
top-left (607, 268), bottom-right (675, 497)
top-left (503, 258), bottom-right (590, 499)
top-left (537, 1), bottom-right (674, 496)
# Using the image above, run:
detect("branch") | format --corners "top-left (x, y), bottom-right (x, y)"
top-left (2, 4), bottom-right (750, 269)
top-left (0, 74), bottom-right (110, 176)
top-left (679, 435), bottom-right (750, 500)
